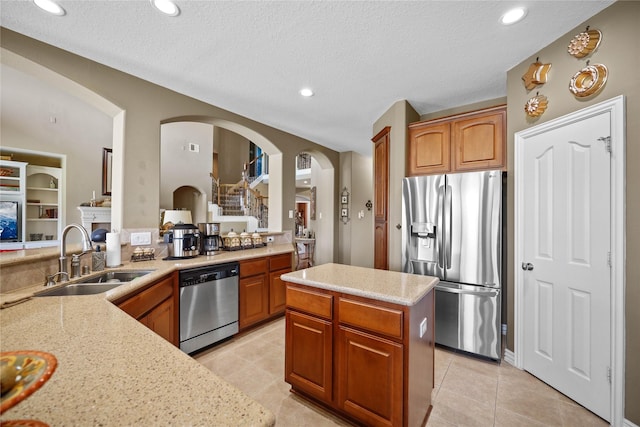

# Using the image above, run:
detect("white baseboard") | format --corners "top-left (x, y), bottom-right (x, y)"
top-left (624, 419), bottom-right (639, 427)
top-left (503, 348), bottom-right (516, 366)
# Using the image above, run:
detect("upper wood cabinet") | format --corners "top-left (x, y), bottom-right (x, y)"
top-left (407, 122), bottom-right (451, 176)
top-left (408, 106), bottom-right (506, 176)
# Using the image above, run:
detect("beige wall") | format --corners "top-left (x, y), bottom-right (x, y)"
top-left (373, 100), bottom-right (419, 271)
top-left (0, 28), bottom-right (339, 244)
top-left (506, 2), bottom-right (639, 422)
top-left (215, 127), bottom-right (250, 184)
top-left (338, 151), bottom-right (374, 267)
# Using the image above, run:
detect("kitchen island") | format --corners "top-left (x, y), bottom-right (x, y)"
top-left (281, 263), bottom-right (438, 427)
top-left (0, 244), bottom-right (294, 426)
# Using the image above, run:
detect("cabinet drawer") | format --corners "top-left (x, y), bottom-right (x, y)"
top-left (338, 298), bottom-right (403, 340)
top-left (240, 257), bottom-right (268, 278)
top-left (269, 253), bottom-right (292, 272)
top-left (286, 285), bottom-right (333, 320)
top-left (118, 276), bottom-right (174, 320)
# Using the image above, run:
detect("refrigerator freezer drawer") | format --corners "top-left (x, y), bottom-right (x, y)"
top-left (435, 283), bottom-right (501, 360)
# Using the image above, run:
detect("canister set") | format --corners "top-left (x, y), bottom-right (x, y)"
top-left (164, 222), bottom-right (266, 259)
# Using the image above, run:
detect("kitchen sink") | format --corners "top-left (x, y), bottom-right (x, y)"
top-left (36, 270), bottom-right (155, 297)
top-left (75, 270), bottom-right (155, 284)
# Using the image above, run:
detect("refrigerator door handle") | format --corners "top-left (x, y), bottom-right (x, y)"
top-left (436, 285), bottom-right (499, 297)
top-left (437, 184), bottom-right (445, 268)
top-left (444, 184), bottom-right (452, 269)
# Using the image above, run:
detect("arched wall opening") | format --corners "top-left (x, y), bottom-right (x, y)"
top-left (294, 149), bottom-right (335, 265)
top-left (161, 116), bottom-right (284, 232)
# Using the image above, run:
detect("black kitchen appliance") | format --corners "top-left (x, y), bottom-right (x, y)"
top-left (198, 222), bottom-right (224, 255)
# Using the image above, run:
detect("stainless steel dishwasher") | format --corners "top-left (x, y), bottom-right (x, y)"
top-left (179, 262), bottom-right (239, 354)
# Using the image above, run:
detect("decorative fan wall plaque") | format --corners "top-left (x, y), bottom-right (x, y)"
top-left (568, 29), bottom-right (602, 58)
top-left (524, 94), bottom-right (548, 118)
top-left (569, 63), bottom-right (608, 98)
top-left (522, 61), bottom-right (552, 90)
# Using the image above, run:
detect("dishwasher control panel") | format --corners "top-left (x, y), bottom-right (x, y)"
top-left (179, 262), bottom-right (239, 287)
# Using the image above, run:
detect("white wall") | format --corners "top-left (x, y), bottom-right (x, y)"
top-left (1, 64), bottom-right (113, 228)
top-left (160, 122), bottom-right (213, 219)
top-left (309, 156), bottom-right (334, 265)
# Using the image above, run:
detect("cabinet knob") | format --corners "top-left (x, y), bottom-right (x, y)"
top-left (396, 224), bottom-right (402, 230)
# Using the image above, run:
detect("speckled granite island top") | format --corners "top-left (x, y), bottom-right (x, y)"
top-left (281, 263), bottom-right (438, 306)
top-left (0, 246), bottom-right (293, 426)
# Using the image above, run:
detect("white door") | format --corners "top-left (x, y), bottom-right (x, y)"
top-left (521, 111), bottom-right (611, 421)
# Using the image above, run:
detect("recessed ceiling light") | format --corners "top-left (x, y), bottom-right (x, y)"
top-left (299, 88), bottom-right (314, 97)
top-left (33, 0), bottom-right (65, 16)
top-left (151, 0), bottom-right (180, 17)
top-left (501, 7), bottom-right (527, 25)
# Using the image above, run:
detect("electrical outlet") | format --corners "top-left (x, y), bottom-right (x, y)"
top-left (266, 236), bottom-right (275, 243)
top-left (419, 318), bottom-right (427, 338)
top-left (131, 232), bottom-right (152, 246)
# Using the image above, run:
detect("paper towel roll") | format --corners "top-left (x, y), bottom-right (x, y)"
top-left (106, 232), bottom-right (121, 267)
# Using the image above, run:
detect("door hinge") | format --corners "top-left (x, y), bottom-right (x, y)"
top-left (607, 252), bottom-right (612, 268)
top-left (607, 366), bottom-right (611, 384)
top-left (598, 136), bottom-right (612, 154)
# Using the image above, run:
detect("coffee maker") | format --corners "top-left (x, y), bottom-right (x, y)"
top-left (198, 223), bottom-right (224, 255)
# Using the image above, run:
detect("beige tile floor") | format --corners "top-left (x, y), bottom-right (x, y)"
top-left (194, 317), bottom-right (608, 426)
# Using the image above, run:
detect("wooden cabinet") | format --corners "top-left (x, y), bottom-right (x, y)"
top-left (408, 106), bottom-right (506, 176)
top-left (240, 252), bottom-right (292, 329)
top-left (239, 257), bottom-right (269, 329)
top-left (285, 310), bottom-right (333, 402)
top-left (372, 126), bottom-right (390, 270)
top-left (337, 326), bottom-right (403, 427)
top-left (269, 253), bottom-right (292, 315)
top-left (284, 282), bottom-right (434, 427)
top-left (115, 273), bottom-right (179, 346)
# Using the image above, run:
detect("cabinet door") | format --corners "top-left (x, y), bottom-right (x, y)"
top-left (408, 122), bottom-right (451, 176)
top-left (285, 310), bottom-right (333, 402)
top-left (337, 326), bottom-right (403, 427)
top-left (452, 109), bottom-right (505, 171)
top-left (374, 221), bottom-right (388, 270)
top-left (239, 274), bottom-right (269, 329)
top-left (269, 268), bottom-right (290, 315)
top-left (373, 129), bottom-right (389, 222)
top-left (143, 297), bottom-right (175, 344)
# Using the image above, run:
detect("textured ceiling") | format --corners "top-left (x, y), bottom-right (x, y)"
top-left (0, 1), bottom-right (614, 156)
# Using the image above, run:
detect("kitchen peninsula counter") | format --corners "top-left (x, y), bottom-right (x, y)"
top-left (0, 244), bottom-right (293, 426)
top-left (281, 263), bottom-right (438, 427)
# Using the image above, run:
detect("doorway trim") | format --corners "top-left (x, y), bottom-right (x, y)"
top-left (514, 95), bottom-right (625, 425)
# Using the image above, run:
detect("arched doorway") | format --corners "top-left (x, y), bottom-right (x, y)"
top-left (293, 150), bottom-right (335, 266)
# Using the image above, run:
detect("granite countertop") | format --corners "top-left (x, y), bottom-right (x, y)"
top-left (281, 262), bottom-right (439, 306)
top-left (0, 244), bottom-right (293, 426)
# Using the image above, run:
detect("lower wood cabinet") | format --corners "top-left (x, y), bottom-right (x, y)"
top-left (338, 326), bottom-right (403, 427)
top-left (284, 282), bottom-right (434, 427)
top-left (115, 273), bottom-right (179, 346)
top-left (285, 309), bottom-right (333, 402)
top-left (239, 252), bottom-right (292, 330)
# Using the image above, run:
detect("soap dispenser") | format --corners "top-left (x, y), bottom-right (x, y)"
top-left (92, 245), bottom-right (105, 272)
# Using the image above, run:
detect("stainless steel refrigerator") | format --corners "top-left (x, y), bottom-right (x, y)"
top-left (402, 170), bottom-right (504, 360)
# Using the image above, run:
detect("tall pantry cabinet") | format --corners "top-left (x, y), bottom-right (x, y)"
top-left (372, 126), bottom-right (390, 270)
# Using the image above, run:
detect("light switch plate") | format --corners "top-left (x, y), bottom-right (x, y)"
top-left (131, 232), bottom-right (152, 246)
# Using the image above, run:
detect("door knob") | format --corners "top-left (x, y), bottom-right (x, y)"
top-left (521, 262), bottom-right (534, 271)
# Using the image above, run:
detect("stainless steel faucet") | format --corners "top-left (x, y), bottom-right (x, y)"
top-left (56, 224), bottom-right (93, 283)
